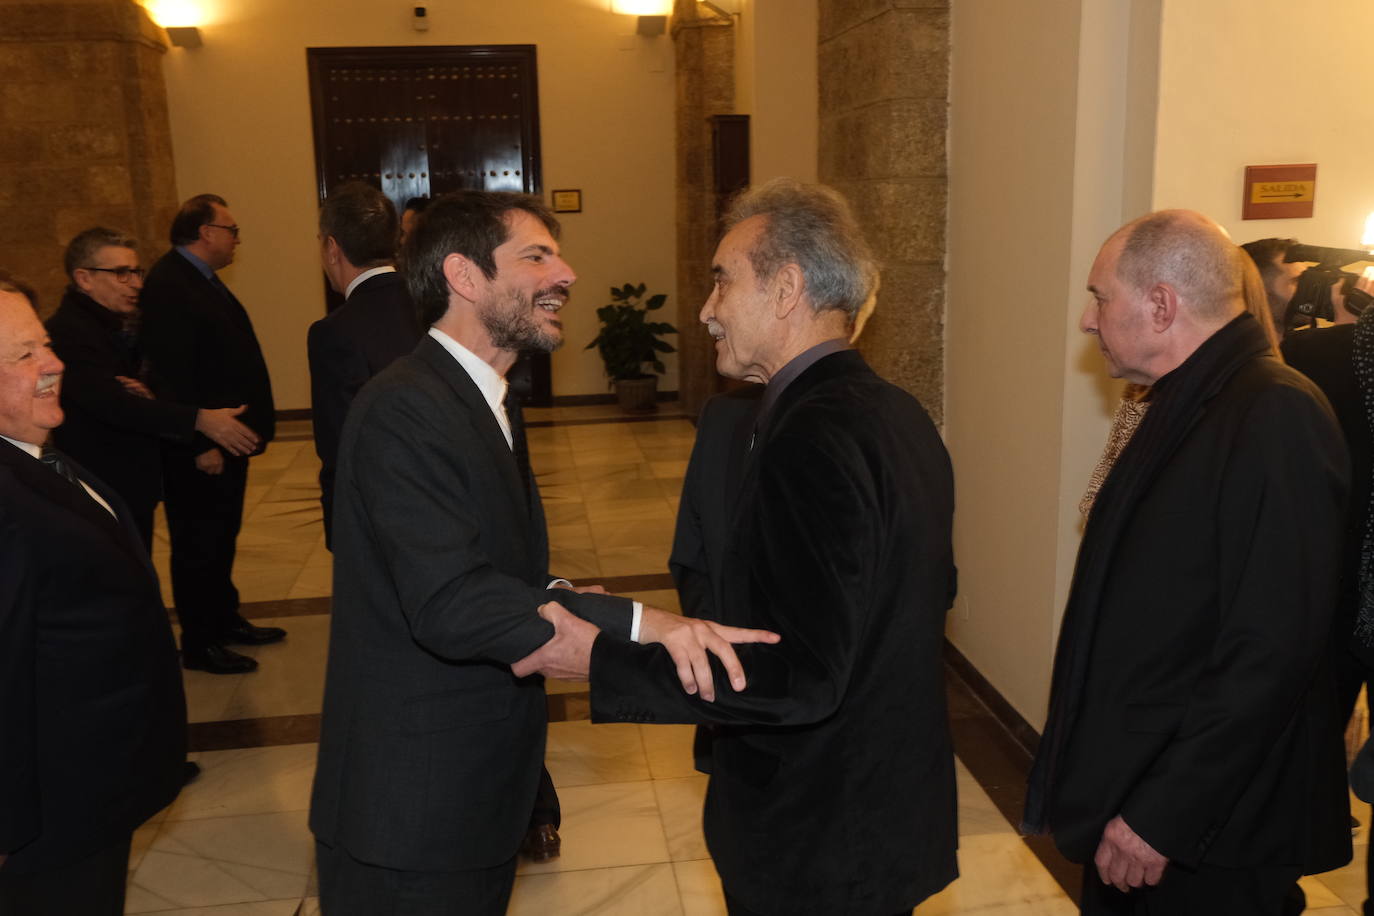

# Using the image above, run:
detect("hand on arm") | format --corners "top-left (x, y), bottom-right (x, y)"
top-left (194, 404), bottom-right (259, 456)
top-left (115, 375), bottom-right (153, 399)
top-left (194, 447), bottom-right (224, 475)
top-left (1094, 815), bottom-right (1168, 892)
top-left (511, 602), bottom-right (598, 679)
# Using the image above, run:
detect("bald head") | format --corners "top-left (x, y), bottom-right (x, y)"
top-left (1113, 209), bottom-right (1246, 324)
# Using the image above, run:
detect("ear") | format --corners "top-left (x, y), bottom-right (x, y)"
top-left (71, 268), bottom-right (94, 294)
top-left (323, 236), bottom-right (343, 266)
top-left (772, 263), bottom-right (805, 320)
top-left (1147, 283), bottom-right (1180, 332)
top-left (442, 253), bottom-right (480, 303)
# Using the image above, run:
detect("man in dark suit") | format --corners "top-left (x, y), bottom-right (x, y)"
top-left (310, 190), bottom-right (773, 915)
top-left (1024, 210), bottom-right (1352, 913)
top-left (0, 274), bottom-right (187, 915)
top-left (47, 226), bottom-right (259, 550)
top-left (519, 179), bottom-right (959, 916)
top-left (307, 182), bottom-right (420, 546)
top-left (139, 194), bottom-right (285, 675)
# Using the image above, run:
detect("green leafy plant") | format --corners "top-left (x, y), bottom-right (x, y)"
top-left (585, 283), bottom-right (677, 383)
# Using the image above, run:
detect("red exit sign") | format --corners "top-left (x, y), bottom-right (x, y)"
top-left (1243, 163), bottom-right (1316, 220)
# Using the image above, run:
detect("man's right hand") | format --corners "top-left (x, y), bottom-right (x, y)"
top-left (195, 405), bottom-right (259, 456)
top-left (195, 447), bottom-right (225, 475)
top-left (639, 606), bottom-right (780, 702)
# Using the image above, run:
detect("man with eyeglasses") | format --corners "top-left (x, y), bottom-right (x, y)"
top-left (47, 227), bottom-right (261, 552)
top-left (140, 195), bottom-right (284, 675)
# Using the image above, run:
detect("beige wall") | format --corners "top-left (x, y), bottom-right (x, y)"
top-left (146, 0), bottom-right (677, 409)
top-left (1152, 0), bottom-right (1374, 247)
top-left (735, 0), bottom-right (818, 184)
top-left (946, 0), bottom-right (1159, 728)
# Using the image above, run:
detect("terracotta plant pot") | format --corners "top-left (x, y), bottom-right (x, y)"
top-left (614, 376), bottom-right (658, 413)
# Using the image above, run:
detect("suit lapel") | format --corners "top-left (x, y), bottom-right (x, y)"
top-left (415, 337), bottom-right (532, 539)
top-left (0, 441), bottom-right (153, 576)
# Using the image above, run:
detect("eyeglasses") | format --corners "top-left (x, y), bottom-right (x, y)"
top-left (83, 266), bottom-right (145, 283)
top-left (207, 223), bottom-right (240, 238)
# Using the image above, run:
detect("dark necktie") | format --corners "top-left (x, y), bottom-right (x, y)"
top-left (504, 388), bottom-right (532, 506)
top-left (39, 444), bottom-right (84, 490)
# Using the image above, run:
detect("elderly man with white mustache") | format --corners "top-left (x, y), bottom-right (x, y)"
top-left (0, 272), bottom-right (187, 915)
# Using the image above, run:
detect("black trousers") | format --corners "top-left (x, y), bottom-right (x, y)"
top-left (1079, 863), bottom-right (1302, 915)
top-left (1335, 643), bottom-right (1374, 916)
top-left (529, 767), bottom-right (559, 829)
top-left (0, 834), bottom-right (131, 916)
top-left (316, 840), bottom-right (516, 916)
top-left (163, 451), bottom-right (248, 652)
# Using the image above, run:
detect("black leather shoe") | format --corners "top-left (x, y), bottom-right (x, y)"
top-left (183, 761), bottom-right (202, 786)
top-left (183, 644), bottom-right (258, 674)
top-left (221, 621), bottom-right (287, 645)
top-left (521, 824), bottom-right (561, 862)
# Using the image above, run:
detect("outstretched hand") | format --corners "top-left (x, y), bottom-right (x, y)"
top-left (638, 606), bottom-right (780, 702)
top-left (1094, 815), bottom-right (1168, 892)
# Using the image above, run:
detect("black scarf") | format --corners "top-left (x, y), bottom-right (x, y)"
top-left (1022, 312), bottom-right (1272, 835)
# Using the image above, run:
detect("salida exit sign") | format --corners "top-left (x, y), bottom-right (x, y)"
top-left (1243, 163), bottom-right (1316, 219)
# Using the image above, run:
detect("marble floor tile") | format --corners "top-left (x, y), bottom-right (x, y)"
top-left (915, 833), bottom-right (1074, 913)
top-left (129, 818), bottom-right (164, 874)
top-left (650, 459), bottom-right (690, 479)
top-left (287, 565), bottom-right (333, 600)
top-left (653, 775), bottom-right (708, 862)
top-left (549, 547), bottom-right (603, 579)
top-left (572, 446), bottom-right (649, 468)
top-left (169, 744), bottom-right (318, 821)
top-left (126, 900), bottom-right (304, 916)
top-left (1314, 852), bottom-right (1372, 910)
top-left (585, 497), bottom-right (676, 526)
top-left (509, 862), bottom-right (683, 916)
top-left (233, 568), bottom-right (308, 605)
top-left (582, 477), bottom-right (671, 502)
top-left (673, 859), bottom-right (727, 916)
top-left (623, 589), bottom-right (681, 614)
top-left (574, 462), bottom-right (657, 486)
top-left (589, 518), bottom-right (677, 552)
top-left (640, 724), bottom-right (699, 780)
top-left (516, 781), bottom-right (670, 875)
top-left (597, 546), bottom-right (673, 577)
top-left (545, 720), bottom-right (651, 787)
top-left (538, 483), bottom-right (585, 503)
top-left (955, 759), bottom-right (1016, 838)
top-left (544, 501), bottom-right (591, 526)
top-left (219, 616), bottom-right (328, 720)
top-left (545, 676), bottom-right (590, 696)
top-left (1303, 873), bottom-right (1357, 909)
top-left (184, 667), bottom-right (247, 725)
top-left (127, 810), bottom-right (314, 912)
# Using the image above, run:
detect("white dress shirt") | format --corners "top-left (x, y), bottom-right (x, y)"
top-left (344, 265), bottom-right (397, 300)
top-left (3, 436), bottom-right (115, 518)
top-left (425, 329), bottom-right (642, 640)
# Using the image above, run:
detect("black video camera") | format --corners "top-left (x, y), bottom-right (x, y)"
top-left (1283, 243), bottom-right (1374, 329)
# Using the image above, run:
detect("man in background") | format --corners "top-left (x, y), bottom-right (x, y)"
top-left (308, 183), bottom-right (420, 545)
top-left (140, 194), bottom-right (284, 675)
top-left (48, 226), bottom-right (258, 550)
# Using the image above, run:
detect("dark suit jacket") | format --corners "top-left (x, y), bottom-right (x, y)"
top-left (591, 350), bottom-right (960, 915)
top-left (0, 439), bottom-right (186, 873)
top-left (306, 270), bottom-right (421, 544)
top-left (138, 249), bottom-right (275, 458)
top-left (309, 335), bottom-right (633, 872)
top-left (1047, 354), bottom-right (1352, 872)
top-left (46, 288), bottom-right (196, 527)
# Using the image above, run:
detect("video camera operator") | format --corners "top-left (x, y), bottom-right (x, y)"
top-left (1248, 236), bottom-right (1374, 916)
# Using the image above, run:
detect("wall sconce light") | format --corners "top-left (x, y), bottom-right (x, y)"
top-left (612, 0), bottom-right (670, 36)
top-left (166, 26), bottom-right (203, 48)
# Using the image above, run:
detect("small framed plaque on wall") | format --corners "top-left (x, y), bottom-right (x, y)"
top-left (551, 189), bottom-right (582, 213)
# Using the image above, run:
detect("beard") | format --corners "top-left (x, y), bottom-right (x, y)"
top-left (477, 285), bottom-right (567, 354)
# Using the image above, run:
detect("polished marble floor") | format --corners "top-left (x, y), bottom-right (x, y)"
top-left (127, 407), bottom-right (1373, 914)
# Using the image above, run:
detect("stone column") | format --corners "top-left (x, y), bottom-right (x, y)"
top-left (672, 0), bottom-right (735, 418)
top-left (818, 0), bottom-right (948, 422)
top-left (0, 0), bottom-right (178, 314)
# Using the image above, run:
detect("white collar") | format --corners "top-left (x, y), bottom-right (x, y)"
top-left (1, 435), bottom-right (41, 459)
top-left (426, 328), bottom-right (510, 436)
top-left (344, 265), bottom-right (397, 300)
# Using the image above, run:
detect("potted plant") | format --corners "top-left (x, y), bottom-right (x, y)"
top-left (586, 282), bottom-right (677, 412)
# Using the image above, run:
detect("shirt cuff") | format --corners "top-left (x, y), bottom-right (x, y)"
top-left (547, 578), bottom-right (573, 590)
top-left (631, 602), bottom-right (643, 642)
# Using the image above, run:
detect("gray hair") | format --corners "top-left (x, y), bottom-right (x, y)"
top-left (63, 226), bottom-right (138, 279)
top-left (724, 178), bottom-right (877, 320)
top-left (1116, 210), bottom-right (1244, 322)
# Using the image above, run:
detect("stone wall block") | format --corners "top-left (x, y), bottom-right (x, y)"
top-left (835, 178), bottom-right (946, 265)
top-left (820, 98), bottom-right (947, 181)
top-left (857, 263), bottom-right (945, 419)
top-left (819, 9), bottom-right (948, 112)
top-left (45, 123), bottom-right (126, 162)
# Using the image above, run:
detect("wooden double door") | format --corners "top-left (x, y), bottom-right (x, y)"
top-left (306, 44), bottom-right (551, 403)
